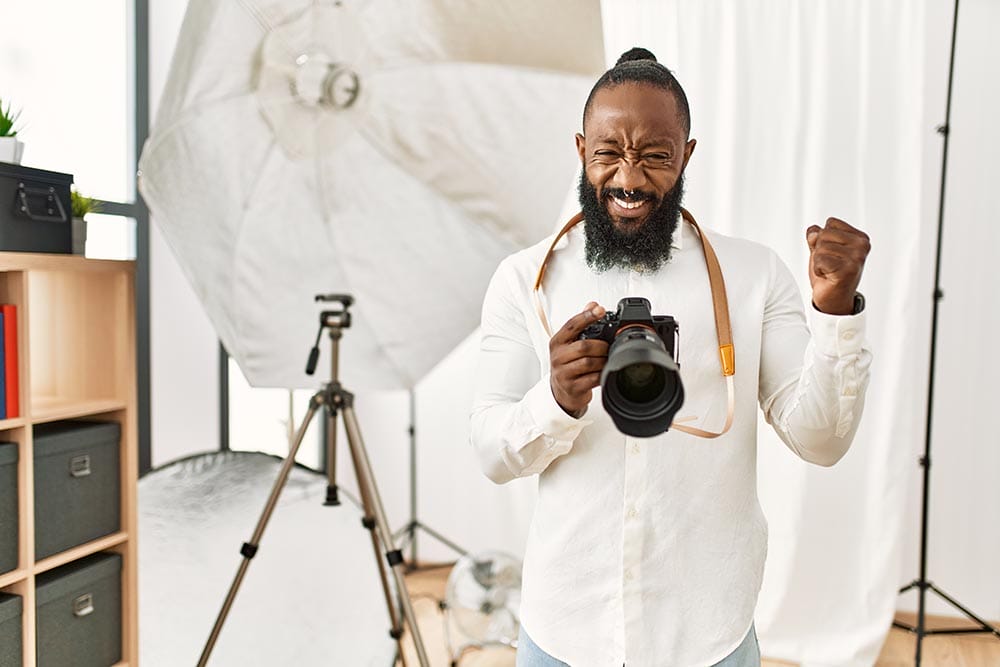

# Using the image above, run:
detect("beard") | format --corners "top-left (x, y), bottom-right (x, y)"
top-left (579, 170), bottom-right (685, 274)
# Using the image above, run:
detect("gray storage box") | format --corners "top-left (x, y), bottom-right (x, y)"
top-left (0, 163), bottom-right (73, 254)
top-left (35, 552), bottom-right (121, 667)
top-left (0, 593), bottom-right (22, 667)
top-left (33, 421), bottom-right (120, 561)
top-left (0, 443), bottom-right (17, 574)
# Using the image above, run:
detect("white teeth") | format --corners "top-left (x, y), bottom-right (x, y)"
top-left (613, 197), bottom-right (644, 210)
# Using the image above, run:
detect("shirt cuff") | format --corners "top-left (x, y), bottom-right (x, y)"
top-left (808, 308), bottom-right (867, 358)
top-left (523, 374), bottom-right (593, 443)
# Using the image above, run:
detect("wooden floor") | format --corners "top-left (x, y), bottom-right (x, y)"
top-left (398, 565), bottom-right (1000, 667)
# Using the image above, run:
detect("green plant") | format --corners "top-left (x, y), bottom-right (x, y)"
top-left (70, 188), bottom-right (103, 219)
top-left (0, 98), bottom-right (22, 138)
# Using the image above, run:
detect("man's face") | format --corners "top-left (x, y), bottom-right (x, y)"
top-left (575, 82), bottom-right (696, 272)
top-left (577, 83), bottom-right (695, 230)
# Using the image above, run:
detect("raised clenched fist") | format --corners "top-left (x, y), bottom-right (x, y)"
top-left (806, 218), bottom-right (871, 315)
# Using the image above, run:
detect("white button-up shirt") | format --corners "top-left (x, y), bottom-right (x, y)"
top-left (470, 218), bottom-right (872, 667)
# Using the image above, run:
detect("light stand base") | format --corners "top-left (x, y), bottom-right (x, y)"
top-left (894, 580), bottom-right (1000, 638)
top-left (394, 520), bottom-right (467, 572)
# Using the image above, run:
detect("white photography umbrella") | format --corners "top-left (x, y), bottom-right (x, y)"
top-left (139, 0), bottom-right (604, 389)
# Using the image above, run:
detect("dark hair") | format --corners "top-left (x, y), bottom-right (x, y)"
top-left (582, 47), bottom-right (691, 135)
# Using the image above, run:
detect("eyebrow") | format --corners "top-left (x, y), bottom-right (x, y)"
top-left (592, 137), bottom-right (676, 150)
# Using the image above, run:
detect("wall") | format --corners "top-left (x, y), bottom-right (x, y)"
top-left (148, 0), bottom-right (219, 468)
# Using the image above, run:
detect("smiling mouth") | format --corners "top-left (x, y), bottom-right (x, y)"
top-left (607, 194), bottom-right (653, 220)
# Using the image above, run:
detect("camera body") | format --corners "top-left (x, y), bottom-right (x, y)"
top-left (579, 297), bottom-right (679, 357)
top-left (579, 297), bottom-right (684, 437)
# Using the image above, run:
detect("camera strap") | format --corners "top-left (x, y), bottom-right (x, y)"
top-left (532, 207), bottom-right (735, 439)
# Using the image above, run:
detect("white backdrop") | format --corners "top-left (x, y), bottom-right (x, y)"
top-left (145, 1), bottom-right (1000, 665)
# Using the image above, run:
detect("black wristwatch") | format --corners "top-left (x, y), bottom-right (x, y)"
top-left (852, 292), bottom-right (866, 315)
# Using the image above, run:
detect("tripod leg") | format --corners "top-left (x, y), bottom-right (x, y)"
top-left (341, 404), bottom-right (433, 667)
top-left (343, 415), bottom-right (409, 663)
top-left (197, 397), bottom-right (322, 667)
top-left (325, 403), bottom-right (341, 505)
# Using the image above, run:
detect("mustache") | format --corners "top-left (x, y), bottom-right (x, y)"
top-left (602, 187), bottom-right (657, 204)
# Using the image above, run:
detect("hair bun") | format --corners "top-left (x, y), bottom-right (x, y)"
top-left (616, 47), bottom-right (658, 66)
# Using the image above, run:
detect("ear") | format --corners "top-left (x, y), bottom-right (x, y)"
top-left (681, 138), bottom-right (697, 172)
top-left (575, 133), bottom-right (586, 163)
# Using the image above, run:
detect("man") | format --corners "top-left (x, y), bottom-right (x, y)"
top-left (470, 48), bottom-right (872, 667)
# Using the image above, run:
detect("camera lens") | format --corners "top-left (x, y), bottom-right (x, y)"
top-left (600, 327), bottom-right (684, 437)
top-left (616, 362), bottom-right (667, 404)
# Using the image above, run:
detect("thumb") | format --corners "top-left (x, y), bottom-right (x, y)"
top-left (806, 225), bottom-right (821, 251)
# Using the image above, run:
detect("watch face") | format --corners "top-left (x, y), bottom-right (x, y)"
top-left (853, 292), bottom-right (866, 314)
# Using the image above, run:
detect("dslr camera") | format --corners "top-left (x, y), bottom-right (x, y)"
top-left (579, 297), bottom-right (684, 437)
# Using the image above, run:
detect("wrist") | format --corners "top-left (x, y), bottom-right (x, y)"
top-left (813, 292), bottom-right (865, 316)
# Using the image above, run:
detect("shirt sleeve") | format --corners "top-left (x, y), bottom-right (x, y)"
top-left (469, 261), bottom-right (591, 484)
top-left (757, 251), bottom-right (873, 466)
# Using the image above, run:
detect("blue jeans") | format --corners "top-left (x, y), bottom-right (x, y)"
top-left (516, 624), bottom-right (761, 667)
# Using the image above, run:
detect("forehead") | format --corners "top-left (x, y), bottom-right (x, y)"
top-left (585, 82), bottom-right (685, 141)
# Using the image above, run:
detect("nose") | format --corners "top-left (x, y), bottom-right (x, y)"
top-left (611, 161), bottom-right (649, 194)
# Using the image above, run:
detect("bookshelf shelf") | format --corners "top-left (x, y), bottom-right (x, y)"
top-left (0, 252), bottom-right (137, 667)
top-left (30, 397), bottom-right (128, 424)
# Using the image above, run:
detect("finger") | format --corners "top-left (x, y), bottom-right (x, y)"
top-left (823, 217), bottom-right (864, 234)
top-left (561, 339), bottom-right (610, 359)
top-left (812, 228), bottom-right (864, 247)
top-left (824, 218), bottom-right (871, 245)
top-left (811, 239), bottom-right (871, 264)
top-left (551, 302), bottom-right (606, 345)
top-left (806, 225), bottom-right (822, 250)
top-left (551, 340), bottom-right (609, 370)
top-left (812, 252), bottom-right (864, 281)
top-left (558, 355), bottom-right (606, 379)
top-left (572, 372), bottom-right (603, 392)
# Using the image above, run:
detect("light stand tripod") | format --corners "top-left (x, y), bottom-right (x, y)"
top-left (198, 294), bottom-right (431, 667)
top-left (393, 390), bottom-right (467, 569)
top-left (892, 0), bottom-right (1000, 662)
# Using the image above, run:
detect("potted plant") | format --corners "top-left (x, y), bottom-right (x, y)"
top-left (0, 98), bottom-right (24, 164)
top-left (70, 188), bottom-right (102, 255)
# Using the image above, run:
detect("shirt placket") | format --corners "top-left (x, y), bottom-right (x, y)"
top-left (620, 271), bottom-right (647, 661)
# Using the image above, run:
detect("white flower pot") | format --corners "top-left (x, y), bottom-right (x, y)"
top-left (0, 137), bottom-right (24, 164)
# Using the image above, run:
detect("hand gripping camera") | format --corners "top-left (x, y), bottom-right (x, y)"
top-left (579, 297), bottom-right (685, 437)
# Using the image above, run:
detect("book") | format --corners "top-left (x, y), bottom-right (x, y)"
top-left (1, 305), bottom-right (17, 419)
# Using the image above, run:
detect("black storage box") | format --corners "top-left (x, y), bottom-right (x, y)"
top-left (0, 442), bottom-right (17, 574)
top-left (33, 421), bottom-right (121, 561)
top-left (35, 552), bottom-right (121, 667)
top-left (0, 163), bottom-right (73, 254)
top-left (0, 593), bottom-right (22, 667)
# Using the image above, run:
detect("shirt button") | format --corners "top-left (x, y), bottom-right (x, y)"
top-left (842, 329), bottom-right (856, 341)
top-left (624, 569), bottom-right (634, 582)
top-left (631, 443), bottom-right (640, 455)
top-left (627, 507), bottom-right (639, 519)
top-left (843, 384), bottom-right (857, 397)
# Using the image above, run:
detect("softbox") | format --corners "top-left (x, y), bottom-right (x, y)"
top-left (139, 0), bottom-right (605, 389)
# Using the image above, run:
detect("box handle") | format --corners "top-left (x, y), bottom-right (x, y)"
top-left (69, 454), bottom-right (92, 478)
top-left (73, 593), bottom-right (94, 618)
top-left (15, 182), bottom-right (69, 223)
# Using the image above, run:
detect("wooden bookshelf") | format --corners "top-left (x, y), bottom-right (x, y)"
top-left (0, 252), bottom-right (138, 666)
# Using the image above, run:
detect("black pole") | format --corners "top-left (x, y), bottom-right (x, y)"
top-left (916, 0), bottom-right (959, 661)
top-left (893, 0), bottom-right (1000, 660)
top-left (219, 342), bottom-right (230, 451)
top-left (134, 0), bottom-right (152, 476)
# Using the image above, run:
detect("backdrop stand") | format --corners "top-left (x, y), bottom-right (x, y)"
top-left (394, 390), bottom-right (468, 570)
top-left (892, 0), bottom-right (1000, 661)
